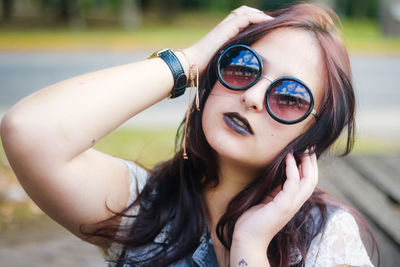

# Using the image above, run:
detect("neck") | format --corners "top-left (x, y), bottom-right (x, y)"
top-left (203, 156), bottom-right (262, 230)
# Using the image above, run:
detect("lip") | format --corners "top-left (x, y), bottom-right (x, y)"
top-left (223, 112), bottom-right (254, 136)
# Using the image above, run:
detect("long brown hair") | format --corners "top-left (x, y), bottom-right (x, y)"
top-left (84, 3), bottom-right (379, 266)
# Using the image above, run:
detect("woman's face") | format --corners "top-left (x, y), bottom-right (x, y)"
top-left (202, 27), bottom-right (325, 171)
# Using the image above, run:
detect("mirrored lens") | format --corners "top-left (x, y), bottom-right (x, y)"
top-left (219, 46), bottom-right (260, 89)
top-left (267, 80), bottom-right (311, 121)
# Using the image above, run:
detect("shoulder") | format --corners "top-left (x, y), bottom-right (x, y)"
top-left (305, 206), bottom-right (374, 267)
top-left (100, 157), bottom-right (150, 261)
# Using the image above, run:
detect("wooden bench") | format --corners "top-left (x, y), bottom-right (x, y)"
top-left (319, 154), bottom-right (400, 267)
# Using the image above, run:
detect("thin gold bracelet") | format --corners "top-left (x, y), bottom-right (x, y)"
top-left (175, 49), bottom-right (200, 159)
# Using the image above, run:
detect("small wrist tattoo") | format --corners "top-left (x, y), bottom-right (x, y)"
top-left (91, 139), bottom-right (96, 146)
top-left (238, 259), bottom-right (248, 266)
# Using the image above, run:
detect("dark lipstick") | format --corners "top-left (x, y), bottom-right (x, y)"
top-left (223, 112), bottom-right (254, 136)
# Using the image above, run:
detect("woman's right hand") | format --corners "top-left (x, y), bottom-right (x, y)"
top-left (182, 6), bottom-right (273, 74)
top-left (232, 151), bottom-right (318, 247)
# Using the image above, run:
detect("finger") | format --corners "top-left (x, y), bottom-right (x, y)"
top-left (221, 7), bottom-right (272, 25)
top-left (220, 12), bottom-right (237, 24)
top-left (298, 163), bottom-right (303, 178)
top-left (221, 12), bottom-right (272, 27)
top-left (296, 153), bottom-right (318, 202)
top-left (300, 149), bottom-right (313, 179)
top-left (220, 5), bottom-right (262, 24)
top-left (260, 153), bottom-right (300, 218)
top-left (311, 150), bottom-right (318, 177)
top-left (233, 12), bottom-right (273, 27)
top-left (282, 152), bottom-right (300, 196)
top-left (213, 12), bottom-right (273, 46)
top-left (233, 5), bottom-right (266, 15)
top-left (308, 147), bottom-right (318, 181)
top-left (263, 153), bottom-right (299, 208)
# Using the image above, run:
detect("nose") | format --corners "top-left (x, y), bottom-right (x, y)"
top-left (240, 75), bottom-right (272, 111)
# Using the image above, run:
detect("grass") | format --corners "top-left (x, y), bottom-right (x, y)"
top-left (0, 10), bottom-right (220, 51)
top-left (0, 12), bottom-right (399, 54)
top-left (92, 128), bottom-right (178, 168)
top-left (332, 135), bottom-right (400, 155)
top-left (353, 137), bottom-right (400, 154)
top-left (341, 18), bottom-right (400, 54)
top-left (0, 26), bottom-right (210, 51)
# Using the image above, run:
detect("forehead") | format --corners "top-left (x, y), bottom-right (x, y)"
top-left (251, 27), bottom-right (325, 106)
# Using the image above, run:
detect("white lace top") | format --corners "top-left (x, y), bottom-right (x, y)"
top-left (103, 158), bottom-right (374, 267)
top-left (304, 208), bottom-right (374, 266)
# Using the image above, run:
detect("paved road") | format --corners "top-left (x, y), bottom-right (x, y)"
top-left (0, 51), bottom-right (399, 137)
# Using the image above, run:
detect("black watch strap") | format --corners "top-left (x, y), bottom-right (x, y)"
top-left (154, 49), bottom-right (187, 98)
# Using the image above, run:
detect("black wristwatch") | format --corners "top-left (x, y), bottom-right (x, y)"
top-left (148, 48), bottom-right (187, 98)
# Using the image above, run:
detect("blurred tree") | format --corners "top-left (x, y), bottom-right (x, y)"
top-left (145, 0), bottom-right (180, 22)
top-left (335, 0), bottom-right (379, 18)
top-left (181, 0), bottom-right (205, 9)
top-left (60, 0), bottom-right (86, 27)
top-left (207, 0), bottom-right (234, 11)
top-left (259, 0), bottom-right (298, 11)
top-left (380, 0), bottom-right (400, 36)
top-left (38, 0), bottom-right (86, 26)
top-left (1, 0), bottom-right (387, 29)
top-left (1, 0), bottom-right (13, 22)
top-left (36, 0), bottom-right (142, 29)
top-left (121, 0), bottom-right (141, 29)
top-left (317, 0), bottom-right (336, 8)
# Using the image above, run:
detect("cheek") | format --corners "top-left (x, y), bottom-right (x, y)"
top-left (254, 122), bottom-right (309, 160)
top-left (201, 95), bottom-right (222, 144)
top-left (201, 82), bottom-right (238, 131)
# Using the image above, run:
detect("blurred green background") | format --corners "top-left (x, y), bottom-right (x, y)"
top-left (0, 0), bottom-right (399, 52)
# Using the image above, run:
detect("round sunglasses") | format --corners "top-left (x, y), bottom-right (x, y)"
top-left (216, 44), bottom-right (319, 124)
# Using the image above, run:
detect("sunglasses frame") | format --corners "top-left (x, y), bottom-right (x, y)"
top-left (216, 44), bottom-right (318, 125)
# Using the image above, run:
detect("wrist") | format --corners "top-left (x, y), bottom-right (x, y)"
top-left (179, 46), bottom-right (206, 74)
top-left (231, 239), bottom-right (270, 252)
top-left (232, 230), bottom-right (272, 250)
top-left (148, 48), bottom-right (187, 98)
top-left (230, 242), bottom-right (270, 267)
top-left (175, 50), bottom-right (190, 78)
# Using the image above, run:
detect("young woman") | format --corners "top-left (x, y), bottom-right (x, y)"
top-left (0, 3), bottom-right (377, 267)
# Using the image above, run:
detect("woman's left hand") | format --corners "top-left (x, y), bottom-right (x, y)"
top-left (232, 150), bottom-right (318, 249)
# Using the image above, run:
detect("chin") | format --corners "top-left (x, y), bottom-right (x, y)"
top-left (203, 126), bottom-right (268, 169)
top-left (205, 134), bottom-right (270, 169)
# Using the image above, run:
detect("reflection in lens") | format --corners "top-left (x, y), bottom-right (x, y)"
top-left (219, 47), bottom-right (260, 88)
top-left (267, 80), bottom-right (311, 121)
